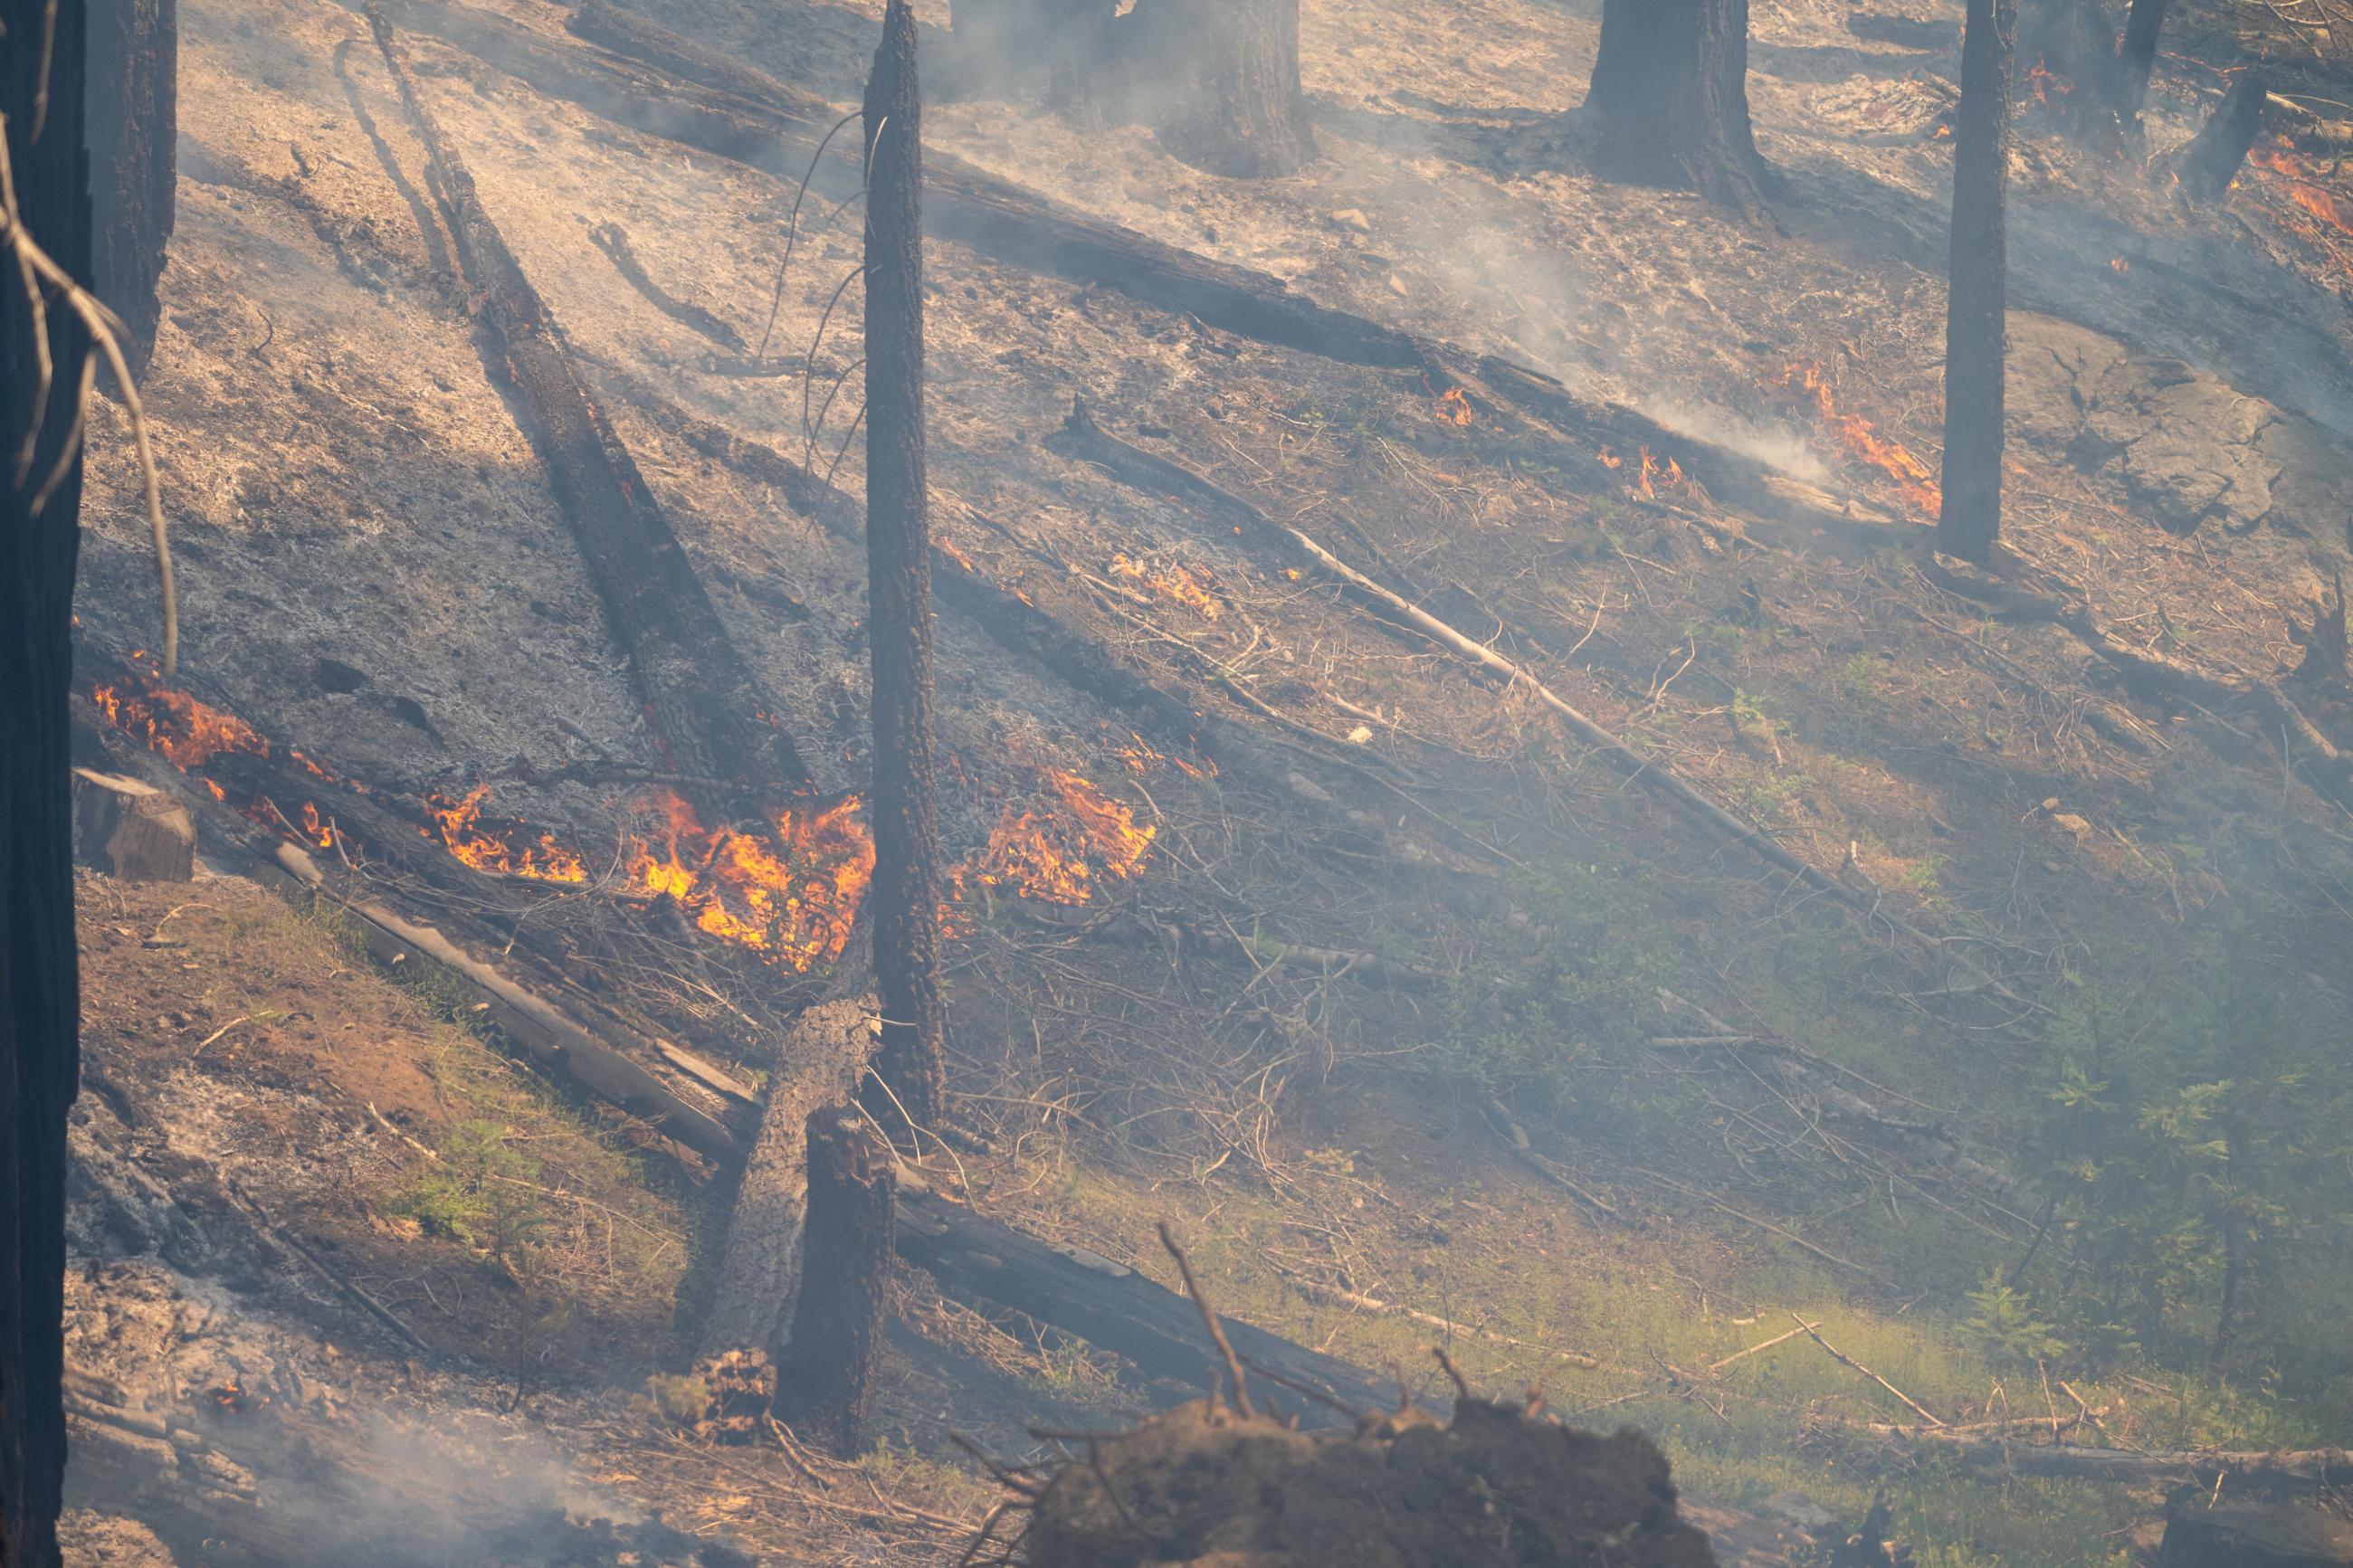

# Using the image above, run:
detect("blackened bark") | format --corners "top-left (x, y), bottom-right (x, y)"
top-left (1938, 0), bottom-right (2016, 565)
top-left (1129, 0), bottom-right (1315, 177)
top-left (772, 1108), bottom-right (894, 1456)
top-left (2176, 68), bottom-right (2270, 199)
top-left (2017, 0), bottom-right (2125, 139)
top-left (861, 0), bottom-right (948, 1136)
top-left (2119, 0), bottom-right (2167, 121)
top-left (4, 3), bottom-right (94, 1562)
top-left (1583, 0), bottom-right (1771, 219)
top-left (87, 0), bottom-right (177, 379)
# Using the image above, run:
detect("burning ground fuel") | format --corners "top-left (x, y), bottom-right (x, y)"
top-left (88, 659), bottom-right (1160, 966)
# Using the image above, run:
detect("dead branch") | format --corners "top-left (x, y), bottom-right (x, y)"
top-left (1791, 1312), bottom-right (1946, 1427)
top-left (1157, 1219), bottom-right (1254, 1416)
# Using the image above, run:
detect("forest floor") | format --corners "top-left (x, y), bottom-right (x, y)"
top-left (58, 0), bottom-right (2353, 1561)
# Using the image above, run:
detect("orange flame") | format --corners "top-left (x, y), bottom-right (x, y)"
top-left (1932, 122), bottom-right (1953, 141)
top-left (1781, 361), bottom-right (1942, 516)
top-left (2109, 256), bottom-right (2130, 272)
top-left (90, 671), bottom-right (270, 770)
top-left (624, 789), bottom-right (873, 971)
top-left (1595, 446), bottom-right (1623, 470)
top-left (1434, 386), bottom-right (1473, 427)
top-left (2247, 146), bottom-right (2353, 249)
top-left (2025, 57), bottom-right (2073, 107)
top-left (971, 768), bottom-right (1155, 907)
top-left (425, 784), bottom-right (589, 884)
top-left (1633, 447), bottom-right (1685, 499)
top-left (1110, 554), bottom-right (1223, 619)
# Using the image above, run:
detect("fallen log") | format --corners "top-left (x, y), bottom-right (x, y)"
top-left (699, 1000), bottom-right (877, 1361)
top-left (362, 4), bottom-right (808, 798)
top-left (1849, 1422), bottom-right (2353, 1490)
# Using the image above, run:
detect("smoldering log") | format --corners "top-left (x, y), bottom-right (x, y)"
top-left (361, 8), bottom-right (809, 800)
top-left (771, 1107), bottom-right (895, 1456)
top-left (698, 1001), bottom-right (878, 1361)
top-left (2176, 67), bottom-right (2271, 199)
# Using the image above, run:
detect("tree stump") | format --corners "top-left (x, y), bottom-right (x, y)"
top-left (71, 769), bottom-right (195, 882)
top-left (1582, 0), bottom-right (1771, 219)
top-left (771, 1107), bottom-right (895, 1457)
top-left (2177, 68), bottom-right (2270, 198)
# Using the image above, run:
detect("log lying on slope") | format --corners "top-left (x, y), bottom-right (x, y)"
top-left (361, 5), bottom-right (807, 798)
top-left (1850, 1421), bottom-right (2353, 1490)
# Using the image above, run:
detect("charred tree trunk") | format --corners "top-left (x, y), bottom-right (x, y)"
top-left (1129, 0), bottom-right (1315, 177)
top-left (1583, 0), bottom-right (1771, 219)
top-left (698, 1000), bottom-right (876, 1361)
top-left (2017, 0), bottom-right (2125, 140)
top-left (87, 0), bottom-right (177, 380)
top-left (2119, 0), bottom-right (2167, 123)
top-left (771, 1108), bottom-right (894, 1456)
top-left (2176, 67), bottom-right (2270, 198)
top-left (861, 0), bottom-right (948, 1137)
top-left (4, 2), bottom-right (94, 1561)
top-left (1938, 0), bottom-right (2017, 565)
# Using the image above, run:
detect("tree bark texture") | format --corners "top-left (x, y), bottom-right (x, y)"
top-left (1939, 0), bottom-right (2016, 565)
top-left (2176, 67), bottom-right (2269, 198)
top-left (1129, 0), bottom-right (1315, 177)
top-left (86, 0), bottom-right (177, 380)
top-left (771, 1108), bottom-right (894, 1457)
top-left (1584, 0), bottom-right (1770, 218)
top-left (861, 0), bottom-right (948, 1136)
top-left (2017, 0), bottom-right (2125, 138)
top-left (699, 1000), bottom-right (877, 1361)
top-left (4, 1), bottom-right (93, 1560)
top-left (2120, 0), bottom-right (2167, 121)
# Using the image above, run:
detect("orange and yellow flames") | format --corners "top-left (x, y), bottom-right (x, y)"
top-left (2109, 256), bottom-right (2130, 273)
top-left (1110, 553), bottom-right (1222, 619)
top-left (2246, 144), bottom-right (2353, 262)
top-left (972, 768), bottom-right (1156, 907)
top-left (1433, 386), bottom-right (1474, 427)
top-left (625, 788), bottom-right (873, 971)
top-left (2025, 57), bottom-right (2072, 108)
top-left (1634, 446), bottom-right (1685, 499)
top-left (425, 784), bottom-right (590, 883)
top-left (1595, 446), bottom-right (1624, 470)
top-left (90, 672), bottom-right (269, 771)
top-left (1119, 732), bottom-right (1215, 782)
top-left (1782, 361), bottom-right (1942, 516)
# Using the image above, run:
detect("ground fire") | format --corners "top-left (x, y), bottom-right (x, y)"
top-left (1782, 360), bottom-right (1944, 515)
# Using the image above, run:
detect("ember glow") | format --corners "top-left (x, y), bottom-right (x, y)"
top-left (1782, 362), bottom-right (1942, 516)
top-left (624, 788), bottom-right (873, 970)
top-left (425, 784), bottom-right (590, 884)
top-left (2025, 57), bottom-right (2072, 108)
top-left (973, 768), bottom-right (1156, 906)
top-left (2246, 144), bottom-right (2353, 262)
top-left (90, 670), bottom-right (270, 770)
top-left (1110, 553), bottom-right (1223, 619)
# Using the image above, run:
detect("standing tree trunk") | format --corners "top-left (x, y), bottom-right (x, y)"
top-left (2175, 68), bottom-right (2269, 199)
top-left (1938, 0), bottom-right (2017, 565)
top-left (2119, 0), bottom-right (2167, 124)
top-left (1129, 0), bottom-right (1315, 177)
top-left (861, 0), bottom-right (948, 1138)
top-left (87, 0), bottom-right (176, 380)
top-left (1582, 0), bottom-right (1772, 219)
top-left (4, 0), bottom-right (95, 1560)
top-left (771, 1108), bottom-right (895, 1456)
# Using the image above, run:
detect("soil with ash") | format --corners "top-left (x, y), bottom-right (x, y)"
top-left (1024, 1395), bottom-right (1718, 1567)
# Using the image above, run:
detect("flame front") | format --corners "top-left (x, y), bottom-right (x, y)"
top-left (427, 784), bottom-right (589, 884)
top-left (625, 789), bottom-right (874, 971)
top-left (1110, 554), bottom-right (1223, 619)
top-left (91, 671), bottom-right (270, 770)
top-left (973, 768), bottom-right (1156, 907)
top-left (2246, 144), bottom-right (2353, 263)
top-left (1782, 361), bottom-right (1942, 516)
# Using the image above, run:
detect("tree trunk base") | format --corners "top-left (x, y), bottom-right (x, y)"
top-left (89, 0), bottom-right (178, 380)
top-left (772, 1108), bottom-right (895, 1457)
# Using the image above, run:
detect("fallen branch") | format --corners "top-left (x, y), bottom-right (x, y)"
top-left (1275, 1269), bottom-right (1607, 1371)
top-left (1791, 1312), bottom-right (1946, 1428)
top-left (1843, 1423), bottom-right (2353, 1489)
top-left (222, 1176), bottom-right (429, 1354)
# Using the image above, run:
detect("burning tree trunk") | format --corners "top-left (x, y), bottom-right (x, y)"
top-left (1128, 0), bottom-right (1316, 177)
top-left (3, 0), bottom-right (94, 1559)
top-left (1582, 0), bottom-right (1772, 220)
top-left (2119, 0), bottom-right (2167, 124)
top-left (771, 1108), bottom-right (894, 1456)
top-left (861, 0), bottom-right (948, 1136)
top-left (87, 0), bottom-right (177, 380)
top-left (1938, 0), bottom-right (2017, 565)
top-left (2176, 67), bottom-right (2270, 198)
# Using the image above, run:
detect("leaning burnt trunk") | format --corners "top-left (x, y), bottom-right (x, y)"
top-left (2176, 67), bottom-right (2269, 199)
top-left (1938, 0), bottom-right (2016, 565)
top-left (2119, 0), bottom-right (2167, 123)
top-left (861, 0), bottom-right (948, 1136)
top-left (4, 1), bottom-right (95, 1561)
top-left (1582, 0), bottom-right (1770, 219)
top-left (1128, 0), bottom-right (1315, 177)
top-left (87, 0), bottom-right (177, 380)
top-left (771, 1108), bottom-right (895, 1456)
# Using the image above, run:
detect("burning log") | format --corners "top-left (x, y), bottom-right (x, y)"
top-left (2176, 67), bottom-right (2272, 200)
top-left (771, 1107), bottom-right (896, 1456)
top-left (699, 1000), bottom-right (878, 1361)
top-left (861, 0), bottom-right (950, 1136)
top-left (363, 6), bottom-right (809, 802)
top-left (71, 767), bottom-right (196, 882)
